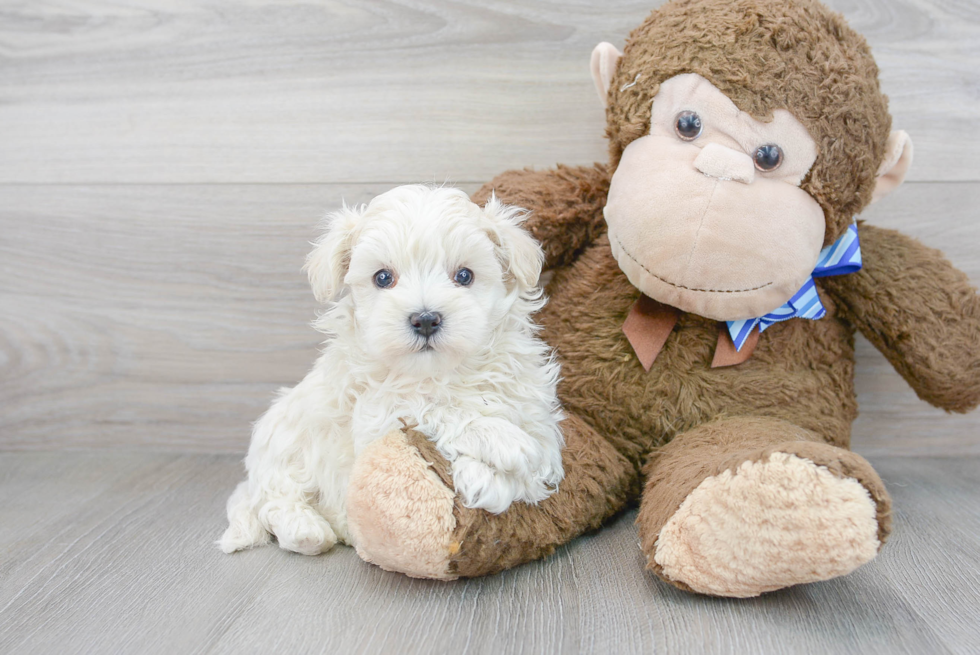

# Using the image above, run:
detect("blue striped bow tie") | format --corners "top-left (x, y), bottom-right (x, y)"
top-left (726, 223), bottom-right (862, 351)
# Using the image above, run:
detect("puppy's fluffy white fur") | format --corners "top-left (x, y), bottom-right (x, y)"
top-left (220, 185), bottom-right (564, 556)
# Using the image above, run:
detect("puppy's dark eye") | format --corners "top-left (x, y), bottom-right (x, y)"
top-left (454, 268), bottom-right (474, 286)
top-left (373, 269), bottom-right (395, 289)
top-left (754, 144), bottom-right (783, 171)
top-left (674, 111), bottom-right (702, 141)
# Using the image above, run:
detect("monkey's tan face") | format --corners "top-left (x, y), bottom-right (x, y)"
top-left (604, 74), bottom-right (826, 321)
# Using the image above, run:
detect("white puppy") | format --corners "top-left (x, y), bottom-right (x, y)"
top-left (219, 185), bottom-right (564, 556)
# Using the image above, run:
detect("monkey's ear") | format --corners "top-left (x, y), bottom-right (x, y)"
top-left (482, 193), bottom-right (544, 295)
top-left (870, 130), bottom-right (914, 204)
top-left (304, 204), bottom-right (363, 303)
top-left (590, 42), bottom-right (623, 107)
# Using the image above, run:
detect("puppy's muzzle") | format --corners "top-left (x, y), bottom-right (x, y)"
top-left (409, 311), bottom-right (442, 338)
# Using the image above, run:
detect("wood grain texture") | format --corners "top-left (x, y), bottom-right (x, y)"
top-left (0, 183), bottom-right (427, 451)
top-left (0, 451), bottom-right (977, 654)
top-left (2, 182), bottom-right (979, 453)
top-left (0, 0), bottom-right (978, 184)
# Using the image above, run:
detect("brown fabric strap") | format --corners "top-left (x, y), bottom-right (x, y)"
top-left (624, 295), bottom-right (762, 370)
top-left (623, 295), bottom-right (679, 371)
top-left (711, 323), bottom-right (759, 368)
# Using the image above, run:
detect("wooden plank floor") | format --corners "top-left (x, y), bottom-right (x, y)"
top-left (1, 451), bottom-right (978, 655)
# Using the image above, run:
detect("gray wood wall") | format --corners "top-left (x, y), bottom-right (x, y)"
top-left (2, 0), bottom-right (978, 455)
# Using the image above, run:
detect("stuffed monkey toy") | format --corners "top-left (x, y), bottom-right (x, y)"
top-left (343, 0), bottom-right (980, 596)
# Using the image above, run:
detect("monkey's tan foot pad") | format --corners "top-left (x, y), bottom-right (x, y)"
top-left (651, 451), bottom-right (882, 597)
top-left (346, 430), bottom-right (460, 580)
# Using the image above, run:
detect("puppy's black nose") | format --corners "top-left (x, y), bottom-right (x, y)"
top-left (409, 311), bottom-right (442, 337)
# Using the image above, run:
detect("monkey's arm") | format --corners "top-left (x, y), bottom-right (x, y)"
top-left (822, 223), bottom-right (980, 412)
top-left (472, 164), bottom-right (610, 270)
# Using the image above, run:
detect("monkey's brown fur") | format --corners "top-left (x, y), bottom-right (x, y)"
top-left (346, 0), bottom-right (980, 594)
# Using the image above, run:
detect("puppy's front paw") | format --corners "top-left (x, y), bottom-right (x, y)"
top-left (451, 455), bottom-right (522, 514)
top-left (442, 417), bottom-right (563, 513)
top-left (259, 501), bottom-right (337, 556)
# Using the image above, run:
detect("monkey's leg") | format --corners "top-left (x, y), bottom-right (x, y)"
top-left (638, 417), bottom-right (891, 598)
top-left (345, 413), bottom-right (638, 579)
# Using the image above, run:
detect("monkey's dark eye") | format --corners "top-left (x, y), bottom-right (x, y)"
top-left (754, 144), bottom-right (783, 171)
top-left (454, 268), bottom-right (474, 286)
top-left (373, 269), bottom-right (395, 288)
top-left (674, 111), bottom-right (702, 141)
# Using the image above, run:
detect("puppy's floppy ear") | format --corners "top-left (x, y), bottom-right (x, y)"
top-left (304, 203), bottom-right (362, 303)
top-left (481, 193), bottom-right (544, 294)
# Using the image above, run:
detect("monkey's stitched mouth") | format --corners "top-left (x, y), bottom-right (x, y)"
top-left (614, 235), bottom-right (773, 294)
